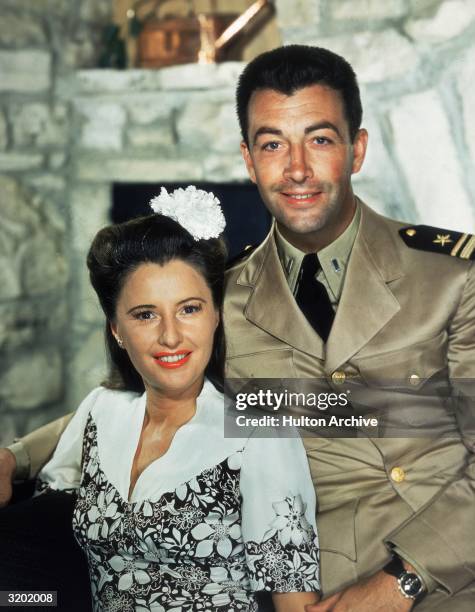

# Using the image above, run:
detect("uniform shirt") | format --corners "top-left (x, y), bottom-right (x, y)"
top-left (275, 204), bottom-right (361, 308)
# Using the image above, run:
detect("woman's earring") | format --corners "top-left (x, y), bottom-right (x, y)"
top-left (116, 337), bottom-right (124, 349)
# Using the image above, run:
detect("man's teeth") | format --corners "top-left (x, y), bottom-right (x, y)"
top-left (158, 354), bottom-right (188, 363)
top-left (289, 193), bottom-right (314, 199)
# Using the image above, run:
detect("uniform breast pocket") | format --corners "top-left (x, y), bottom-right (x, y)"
top-left (352, 332), bottom-right (451, 429)
top-left (225, 348), bottom-right (296, 378)
top-left (353, 331), bottom-right (449, 389)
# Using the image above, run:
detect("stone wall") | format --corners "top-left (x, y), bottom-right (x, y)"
top-left (276, 0), bottom-right (475, 228)
top-left (0, 0), bottom-right (113, 443)
top-left (1, 0), bottom-right (475, 443)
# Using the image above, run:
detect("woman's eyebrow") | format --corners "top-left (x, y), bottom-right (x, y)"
top-left (126, 304), bottom-right (156, 314)
top-left (176, 297), bottom-right (206, 305)
top-left (126, 297), bottom-right (207, 314)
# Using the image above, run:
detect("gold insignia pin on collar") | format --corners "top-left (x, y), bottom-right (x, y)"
top-left (433, 234), bottom-right (452, 247)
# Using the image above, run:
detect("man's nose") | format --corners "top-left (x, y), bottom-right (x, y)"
top-left (284, 144), bottom-right (314, 183)
top-left (158, 315), bottom-right (182, 348)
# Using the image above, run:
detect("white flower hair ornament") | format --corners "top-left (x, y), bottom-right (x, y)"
top-left (149, 185), bottom-right (226, 240)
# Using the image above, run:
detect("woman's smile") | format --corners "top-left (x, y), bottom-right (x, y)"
top-left (153, 350), bottom-right (192, 369)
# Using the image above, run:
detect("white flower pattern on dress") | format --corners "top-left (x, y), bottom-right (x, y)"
top-left (191, 511), bottom-right (242, 558)
top-left (267, 494), bottom-right (313, 546)
top-left (87, 489), bottom-right (119, 540)
top-left (38, 414), bottom-right (319, 610)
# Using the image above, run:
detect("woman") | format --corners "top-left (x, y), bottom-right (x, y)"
top-left (37, 187), bottom-right (320, 611)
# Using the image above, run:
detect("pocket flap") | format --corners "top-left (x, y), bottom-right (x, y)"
top-left (317, 497), bottom-right (359, 561)
top-left (354, 332), bottom-right (448, 390)
top-left (226, 349), bottom-right (295, 378)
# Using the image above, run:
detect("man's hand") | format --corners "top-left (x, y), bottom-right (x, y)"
top-left (0, 448), bottom-right (17, 508)
top-left (305, 570), bottom-right (413, 612)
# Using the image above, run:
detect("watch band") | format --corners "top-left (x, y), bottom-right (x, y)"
top-left (384, 555), bottom-right (406, 578)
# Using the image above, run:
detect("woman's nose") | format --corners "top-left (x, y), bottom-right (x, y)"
top-left (158, 315), bottom-right (182, 348)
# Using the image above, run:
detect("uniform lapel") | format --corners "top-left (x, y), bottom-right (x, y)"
top-left (325, 203), bottom-right (404, 373)
top-left (238, 231), bottom-right (325, 359)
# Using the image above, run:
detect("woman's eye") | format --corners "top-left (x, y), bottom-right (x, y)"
top-left (134, 311), bottom-right (155, 321)
top-left (182, 304), bottom-right (202, 315)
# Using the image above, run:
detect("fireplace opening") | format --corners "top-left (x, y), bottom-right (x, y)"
top-left (112, 182), bottom-right (271, 259)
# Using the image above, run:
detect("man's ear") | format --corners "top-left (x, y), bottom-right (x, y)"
top-left (240, 141), bottom-right (257, 184)
top-left (351, 128), bottom-right (368, 175)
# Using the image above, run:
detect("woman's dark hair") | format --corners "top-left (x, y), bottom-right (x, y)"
top-left (86, 214), bottom-right (227, 393)
top-left (236, 44), bottom-right (362, 144)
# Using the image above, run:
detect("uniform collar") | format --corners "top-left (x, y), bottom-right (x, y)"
top-left (234, 199), bottom-right (404, 366)
top-left (275, 202), bottom-right (361, 299)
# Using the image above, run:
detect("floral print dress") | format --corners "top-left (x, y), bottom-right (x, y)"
top-left (37, 380), bottom-right (320, 611)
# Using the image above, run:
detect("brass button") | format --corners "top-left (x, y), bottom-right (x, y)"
top-left (406, 229), bottom-right (416, 237)
top-left (390, 466), bottom-right (406, 483)
top-left (331, 370), bottom-right (346, 385)
top-left (409, 373), bottom-right (420, 386)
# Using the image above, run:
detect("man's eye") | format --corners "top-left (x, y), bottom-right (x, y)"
top-left (182, 304), bottom-right (202, 315)
top-left (262, 141), bottom-right (281, 151)
top-left (314, 136), bottom-right (332, 145)
top-left (134, 311), bottom-right (155, 321)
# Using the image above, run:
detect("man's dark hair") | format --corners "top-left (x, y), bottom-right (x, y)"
top-left (87, 214), bottom-right (227, 393)
top-left (236, 44), bottom-right (362, 144)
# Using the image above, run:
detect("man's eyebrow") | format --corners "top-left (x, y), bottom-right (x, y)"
top-left (252, 122), bottom-right (343, 145)
top-left (253, 127), bottom-right (283, 145)
top-left (304, 121), bottom-right (342, 138)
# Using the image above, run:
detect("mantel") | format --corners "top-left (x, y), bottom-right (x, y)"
top-left (59, 62), bottom-right (246, 97)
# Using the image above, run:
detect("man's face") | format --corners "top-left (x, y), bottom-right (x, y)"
top-left (241, 85), bottom-right (367, 250)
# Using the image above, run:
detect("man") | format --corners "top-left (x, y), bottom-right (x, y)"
top-left (1, 46), bottom-right (475, 611)
top-left (226, 45), bottom-right (475, 612)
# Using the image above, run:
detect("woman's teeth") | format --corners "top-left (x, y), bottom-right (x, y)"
top-left (158, 354), bottom-right (188, 363)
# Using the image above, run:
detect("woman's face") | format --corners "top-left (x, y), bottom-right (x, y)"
top-left (111, 260), bottom-right (219, 399)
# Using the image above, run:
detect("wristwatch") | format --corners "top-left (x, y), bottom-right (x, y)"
top-left (383, 555), bottom-right (426, 602)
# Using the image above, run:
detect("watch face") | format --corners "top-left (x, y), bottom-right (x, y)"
top-left (400, 573), bottom-right (423, 597)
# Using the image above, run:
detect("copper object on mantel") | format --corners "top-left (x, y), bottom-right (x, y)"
top-left (136, 0), bottom-right (273, 69)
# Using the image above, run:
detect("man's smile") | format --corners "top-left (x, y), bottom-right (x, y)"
top-left (279, 190), bottom-right (324, 206)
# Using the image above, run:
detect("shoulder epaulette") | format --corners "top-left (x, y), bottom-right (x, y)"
top-left (399, 225), bottom-right (475, 260)
top-left (226, 244), bottom-right (258, 269)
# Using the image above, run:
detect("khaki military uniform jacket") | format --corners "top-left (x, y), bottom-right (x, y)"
top-left (224, 202), bottom-right (475, 609)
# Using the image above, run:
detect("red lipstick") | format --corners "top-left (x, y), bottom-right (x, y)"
top-left (153, 351), bottom-right (192, 369)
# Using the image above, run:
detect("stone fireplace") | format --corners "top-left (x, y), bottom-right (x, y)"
top-left (1, 0), bottom-right (474, 442)
top-left (65, 62), bottom-right (257, 409)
